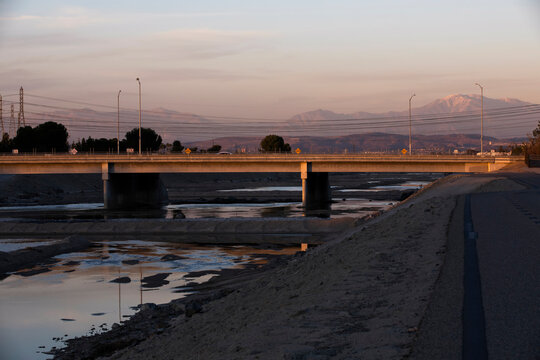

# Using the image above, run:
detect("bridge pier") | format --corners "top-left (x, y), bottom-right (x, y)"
top-left (102, 163), bottom-right (168, 209)
top-left (301, 162), bottom-right (331, 210)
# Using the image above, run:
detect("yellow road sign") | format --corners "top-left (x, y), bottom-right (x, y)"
top-left (185, 148), bottom-right (191, 155)
top-left (401, 148), bottom-right (407, 155)
top-left (295, 148), bottom-right (301, 154)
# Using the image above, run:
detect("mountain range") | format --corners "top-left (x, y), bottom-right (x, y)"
top-left (16, 94), bottom-right (538, 143)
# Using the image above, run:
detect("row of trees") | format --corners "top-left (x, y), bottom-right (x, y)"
top-left (74, 128), bottom-right (163, 152)
top-left (0, 122), bottom-right (168, 153)
top-left (0, 122), bottom-right (69, 152)
top-left (0, 120), bottom-right (229, 154)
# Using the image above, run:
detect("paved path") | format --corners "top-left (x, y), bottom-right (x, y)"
top-left (411, 171), bottom-right (539, 359)
top-left (471, 173), bottom-right (540, 359)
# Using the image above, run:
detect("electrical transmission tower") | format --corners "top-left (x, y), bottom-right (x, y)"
top-left (10, 104), bottom-right (15, 136)
top-left (18, 87), bottom-right (25, 128)
top-left (0, 95), bottom-right (4, 137)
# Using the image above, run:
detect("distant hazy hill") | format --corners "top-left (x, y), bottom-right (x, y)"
top-left (187, 132), bottom-right (523, 154)
top-left (26, 107), bottom-right (213, 142)
top-left (22, 94), bottom-right (536, 143)
top-left (285, 94), bottom-right (533, 138)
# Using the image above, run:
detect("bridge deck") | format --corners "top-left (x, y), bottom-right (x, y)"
top-left (0, 154), bottom-right (524, 174)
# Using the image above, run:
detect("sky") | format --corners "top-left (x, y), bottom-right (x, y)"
top-left (1, 0), bottom-right (540, 119)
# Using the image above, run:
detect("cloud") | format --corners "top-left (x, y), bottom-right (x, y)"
top-left (142, 67), bottom-right (265, 82)
top-left (144, 28), bottom-right (275, 59)
top-left (0, 9), bottom-right (241, 30)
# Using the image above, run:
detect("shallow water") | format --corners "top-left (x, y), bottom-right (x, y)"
top-left (0, 198), bottom-right (397, 221)
top-left (0, 240), bottom-right (300, 360)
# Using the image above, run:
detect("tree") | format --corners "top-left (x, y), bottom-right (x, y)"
top-left (171, 140), bottom-right (184, 153)
top-left (12, 126), bottom-right (36, 152)
top-left (123, 127), bottom-right (162, 152)
top-left (0, 133), bottom-right (12, 152)
top-left (74, 137), bottom-right (118, 152)
top-left (533, 120), bottom-right (540, 139)
top-left (207, 144), bottom-right (222, 153)
top-left (13, 122), bottom-right (69, 152)
top-left (34, 121), bottom-right (69, 152)
top-left (14, 122), bottom-right (67, 152)
top-left (259, 135), bottom-right (291, 153)
top-left (525, 120), bottom-right (540, 156)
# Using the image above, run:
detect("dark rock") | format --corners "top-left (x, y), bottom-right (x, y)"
top-left (61, 318), bottom-right (76, 322)
top-left (140, 303), bottom-right (158, 312)
top-left (110, 276), bottom-right (131, 284)
top-left (185, 300), bottom-right (203, 317)
top-left (15, 267), bottom-right (51, 277)
top-left (63, 260), bottom-right (80, 266)
top-left (184, 269), bottom-right (220, 278)
top-left (160, 254), bottom-right (184, 261)
top-left (141, 273), bottom-right (170, 288)
top-left (174, 212), bottom-right (186, 219)
top-left (121, 259), bottom-right (140, 265)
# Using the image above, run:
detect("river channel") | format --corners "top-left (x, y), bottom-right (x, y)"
top-left (0, 178), bottom-right (434, 359)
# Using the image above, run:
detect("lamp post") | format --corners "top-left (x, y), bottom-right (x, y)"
top-left (475, 83), bottom-right (484, 155)
top-left (136, 78), bottom-right (142, 155)
top-left (117, 90), bottom-right (121, 155)
top-left (409, 93), bottom-right (416, 155)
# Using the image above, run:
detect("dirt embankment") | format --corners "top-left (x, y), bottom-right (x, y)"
top-left (50, 174), bottom-right (521, 360)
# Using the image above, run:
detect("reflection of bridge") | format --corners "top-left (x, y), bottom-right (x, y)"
top-left (0, 154), bottom-right (524, 209)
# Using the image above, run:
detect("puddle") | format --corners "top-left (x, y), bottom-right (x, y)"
top-left (0, 240), bottom-right (300, 360)
top-left (337, 181), bottom-right (431, 192)
top-left (219, 186), bottom-right (302, 192)
top-left (218, 186), bottom-right (341, 192)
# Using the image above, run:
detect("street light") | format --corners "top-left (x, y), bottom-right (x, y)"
top-left (136, 78), bottom-right (142, 155)
top-left (117, 90), bottom-right (121, 155)
top-left (475, 83), bottom-right (484, 155)
top-left (409, 93), bottom-right (416, 155)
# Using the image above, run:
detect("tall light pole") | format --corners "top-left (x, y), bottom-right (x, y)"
top-left (475, 83), bottom-right (484, 154)
top-left (117, 90), bottom-right (121, 155)
top-left (409, 93), bottom-right (416, 155)
top-left (136, 78), bottom-right (142, 155)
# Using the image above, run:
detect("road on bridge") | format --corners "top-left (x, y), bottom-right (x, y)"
top-left (411, 170), bottom-right (539, 360)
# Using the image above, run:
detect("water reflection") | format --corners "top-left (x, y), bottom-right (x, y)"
top-left (0, 240), bottom-right (300, 360)
top-left (0, 198), bottom-right (397, 222)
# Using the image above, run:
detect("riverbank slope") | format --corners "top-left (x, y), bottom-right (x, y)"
top-left (51, 172), bottom-right (526, 360)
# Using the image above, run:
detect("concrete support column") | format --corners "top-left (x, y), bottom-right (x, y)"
top-left (102, 163), bottom-right (169, 209)
top-left (301, 162), bottom-right (331, 210)
top-left (102, 163), bottom-right (111, 208)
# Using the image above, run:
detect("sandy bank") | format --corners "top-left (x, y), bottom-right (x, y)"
top-left (0, 235), bottom-right (91, 274)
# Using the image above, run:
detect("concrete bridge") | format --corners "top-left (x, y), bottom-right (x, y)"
top-left (0, 154), bottom-right (523, 209)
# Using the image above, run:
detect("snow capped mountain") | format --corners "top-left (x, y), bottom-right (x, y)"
top-left (415, 94), bottom-right (529, 114)
top-left (286, 94), bottom-right (535, 138)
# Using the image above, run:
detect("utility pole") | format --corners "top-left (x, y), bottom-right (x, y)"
top-left (409, 93), bottom-right (416, 155)
top-left (475, 83), bottom-right (484, 154)
top-left (136, 78), bottom-right (142, 155)
top-left (0, 95), bottom-right (4, 137)
top-left (117, 90), bottom-right (121, 154)
top-left (19, 87), bottom-right (25, 128)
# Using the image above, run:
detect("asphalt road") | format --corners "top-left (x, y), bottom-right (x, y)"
top-left (410, 171), bottom-right (539, 360)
